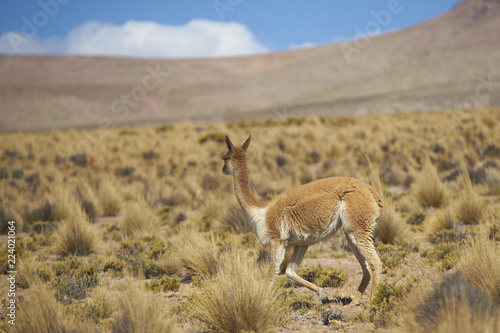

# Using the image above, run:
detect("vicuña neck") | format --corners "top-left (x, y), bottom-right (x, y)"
top-left (233, 161), bottom-right (266, 213)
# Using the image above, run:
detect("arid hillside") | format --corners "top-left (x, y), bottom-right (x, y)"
top-left (1, 0), bottom-right (500, 133)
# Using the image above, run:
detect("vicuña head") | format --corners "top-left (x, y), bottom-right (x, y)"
top-left (222, 135), bottom-right (383, 306)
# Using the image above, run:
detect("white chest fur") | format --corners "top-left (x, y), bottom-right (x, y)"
top-left (248, 207), bottom-right (270, 245)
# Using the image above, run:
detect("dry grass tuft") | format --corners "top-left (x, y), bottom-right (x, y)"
top-left (85, 287), bottom-right (120, 327)
top-left (456, 170), bottom-right (487, 224)
top-left (220, 201), bottom-right (251, 234)
top-left (191, 251), bottom-right (286, 333)
top-left (401, 273), bottom-right (499, 333)
top-left (99, 179), bottom-right (122, 216)
top-left (16, 258), bottom-right (52, 289)
top-left (176, 232), bottom-right (220, 279)
top-left (365, 160), bottom-right (406, 244)
top-left (426, 207), bottom-right (455, 233)
top-left (51, 188), bottom-right (74, 222)
top-left (119, 200), bottom-right (160, 237)
top-left (455, 237), bottom-right (500, 304)
top-left (157, 250), bottom-right (183, 277)
top-left (374, 200), bottom-right (407, 244)
top-left (365, 159), bottom-right (384, 197)
top-left (8, 282), bottom-right (92, 333)
top-left (112, 279), bottom-right (176, 333)
top-left (414, 159), bottom-right (446, 208)
top-left (52, 202), bottom-right (100, 257)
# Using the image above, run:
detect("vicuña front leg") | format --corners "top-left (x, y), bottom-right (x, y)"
top-left (285, 246), bottom-right (325, 300)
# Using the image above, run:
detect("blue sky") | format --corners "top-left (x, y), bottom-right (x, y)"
top-left (0, 0), bottom-right (462, 57)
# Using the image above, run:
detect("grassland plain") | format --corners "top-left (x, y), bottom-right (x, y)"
top-left (0, 108), bottom-right (499, 332)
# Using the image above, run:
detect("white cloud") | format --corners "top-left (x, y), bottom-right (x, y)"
top-left (0, 32), bottom-right (61, 54)
top-left (0, 19), bottom-right (268, 58)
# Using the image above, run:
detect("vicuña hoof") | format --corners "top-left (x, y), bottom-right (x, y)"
top-left (317, 287), bottom-right (325, 300)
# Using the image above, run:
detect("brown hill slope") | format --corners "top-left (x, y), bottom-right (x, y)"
top-left (1, 0), bottom-right (500, 132)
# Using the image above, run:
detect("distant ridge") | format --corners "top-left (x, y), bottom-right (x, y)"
top-left (1, 0), bottom-right (500, 132)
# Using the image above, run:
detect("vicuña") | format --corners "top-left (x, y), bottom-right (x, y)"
top-left (222, 135), bottom-right (383, 305)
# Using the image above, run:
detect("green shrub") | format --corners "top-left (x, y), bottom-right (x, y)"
top-left (32, 221), bottom-right (58, 234)
top-left (488, 223), bottom-right (500, 242)
top-left (198, 132), bottom-right (226, 144)
top-left (429, 229), bottom-right (460, 244)
top-left (103, 258), bottom-right (124, 276)
top-left (10, 282), bottom-right (93, 332)
top-left (145, 279), bottom-right (162, 293)
top-left (407, 210), bottom-right (425, 225)
top-left (298, 264), bottom-right (347, 288)
top-left (117, 237), bottom-right (168, 278)
top-left (53, 256), bottom-right (99, 304)
top-left (376, 240), bottom-right (419, 274)
top-left (421, 243), bottom-right (460, 270)
top-left (283, 290), bottom-right (315, 314)
top-left (145, 275), bottom-right (180, 293)
top-left (370, 279), bottom-right (415, 328)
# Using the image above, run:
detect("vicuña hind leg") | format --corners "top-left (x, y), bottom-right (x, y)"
top-left (345, 231), bottom-right (381, 306)
top-left (285, 245), bottom-right (325, 300)
top-left (270, 242), bottom-right (287, 283)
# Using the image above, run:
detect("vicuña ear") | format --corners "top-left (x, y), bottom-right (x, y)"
top-left (242, 135), bottom-right (251, 152)
top-left (225, 135), bottom-right (234, 153)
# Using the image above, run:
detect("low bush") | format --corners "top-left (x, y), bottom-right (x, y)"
top-left (298, 264), bottom-right (347, 288)
top-left (376, 240), bottom-right (419, 273)
top-left (283, 290), bottom-right (315, 314)
top-left (53, 255), bottom-right (100, 304)
top-left (407, 210), bottom-right (425, 225)
top-left (116, 237), bottom-right (167, 278)
top-left (420, 242), bottom-right (460, 270)
top-left (8, 282), bottom-right (93, 333)
top-left (145, 275), bottom-right (181, 293)
top-left (370, 279), bottom-right (415, 329)
top-left (489, 223), bottom-right (500, 241)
